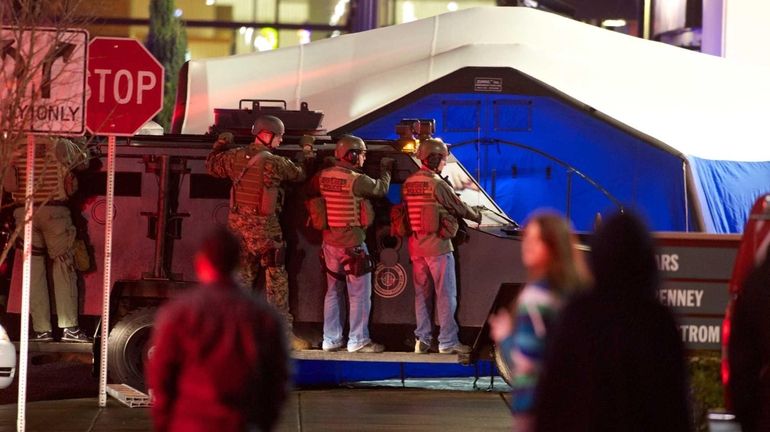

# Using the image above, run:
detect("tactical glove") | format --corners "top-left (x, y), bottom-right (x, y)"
top-left (380, 157), bottom-right (396, 172)
top-left (213, 132), bottom-right (234, 151)
top-left (300, 135), bottom-right (316, 159)
top-left (471, 205), bottom-right (485, 223)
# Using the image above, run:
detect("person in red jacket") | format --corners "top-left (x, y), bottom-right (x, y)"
top-left (147, 227), bottom-right (289, 432)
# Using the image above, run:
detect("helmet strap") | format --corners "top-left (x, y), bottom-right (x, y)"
top-left (425, 153), bottom-right (443, 172)
top-left (255, 130), bottom-right (275, 147)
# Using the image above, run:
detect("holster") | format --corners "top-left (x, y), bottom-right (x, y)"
top-left (261, 244), bottom-right (286, 268)
top-left (320, 248), bottom-right (346, 281)
top-left (72, 238), bottom-right (91, 271)
top-left (343, 246), bottom-right (374, 277)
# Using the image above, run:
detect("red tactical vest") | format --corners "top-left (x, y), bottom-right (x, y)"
top-left (403, 170), bottom-right (441, 234)
top-left (319, 166), bottom-right (363, 228)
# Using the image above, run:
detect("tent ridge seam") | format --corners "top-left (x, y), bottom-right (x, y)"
top-left (295, 43), bottom-right (304, 110)
top-left (428, 15), bottom-right (439, 82)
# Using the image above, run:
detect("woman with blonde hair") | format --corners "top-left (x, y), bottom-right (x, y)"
top-left (489, 210), bottom-right (587, 432)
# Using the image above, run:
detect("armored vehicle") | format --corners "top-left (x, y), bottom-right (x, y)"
top-left (2, 100), bottom-right (745, 391)
top-left (4, 102), bottom-right (523, 390)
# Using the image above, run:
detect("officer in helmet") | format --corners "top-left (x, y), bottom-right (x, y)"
top-left (403, 138), bottom-right (481, 355)
top-left (308, 135), bottom-right (394, 353)
top-left (206, 115), bottom-right (313, 350)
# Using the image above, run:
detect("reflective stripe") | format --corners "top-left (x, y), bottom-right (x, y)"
top-left (403, 171), bottom-right (439, 233)
top-left (319, 166), bottom-right (362, 227)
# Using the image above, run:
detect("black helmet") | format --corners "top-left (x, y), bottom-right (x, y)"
top-left (251, 115), bottom-right (285, 136)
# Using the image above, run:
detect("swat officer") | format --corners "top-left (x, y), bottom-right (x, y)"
top-left (309, 135), bottom-right (393, 353)
top-left (4, 135), bottom-right (91, 343)
top-left (402, 139), bottom-right (481, 354)
top-left (206, 115), bottom-right (312, 350)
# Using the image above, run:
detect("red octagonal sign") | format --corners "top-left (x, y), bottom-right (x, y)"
top-left (87, 37), bottom-right (164, 136)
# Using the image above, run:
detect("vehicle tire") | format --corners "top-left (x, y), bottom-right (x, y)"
top-left (108, 307), bottom-right (157, 391)
top-left (493, 343), bottom-right (513, 387)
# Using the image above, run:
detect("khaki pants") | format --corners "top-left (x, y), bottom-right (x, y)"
top-left (14, 206), bottom-right (79, 332)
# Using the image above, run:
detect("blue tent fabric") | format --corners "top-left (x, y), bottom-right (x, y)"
top-left (353, 92), bottom-right (693, 232)
top-left (688, 157), bottom-right (770, 233)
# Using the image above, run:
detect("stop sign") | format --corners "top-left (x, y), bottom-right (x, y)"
top-left (87, 37), bottom-right (164, 136)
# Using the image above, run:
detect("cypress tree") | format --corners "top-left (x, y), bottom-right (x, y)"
top-left (146, 0), bottom-right (187, 132)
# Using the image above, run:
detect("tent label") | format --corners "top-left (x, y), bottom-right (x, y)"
top-left (474, 77), bottom-right (502, 92)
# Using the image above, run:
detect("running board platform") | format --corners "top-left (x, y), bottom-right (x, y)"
top-left (106, 383), bottom-right (152, 408)
top-left (292, 350), bottom-right (470, 365)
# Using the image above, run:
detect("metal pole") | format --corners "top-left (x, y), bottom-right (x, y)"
top-left (99, 135), bottom-right (117, 407)
top-left (17, 134), bottom-right (35, 432)
top-left (642, 0), bottom-right (653, 39)
top-left (153, 155), bottom-right (170, 278)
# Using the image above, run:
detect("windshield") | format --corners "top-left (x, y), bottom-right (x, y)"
top-left (438, 154), bottom-right (515, 227)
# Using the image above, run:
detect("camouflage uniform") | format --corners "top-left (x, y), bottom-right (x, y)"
top-left (206, 142), bottom-right (305, 329)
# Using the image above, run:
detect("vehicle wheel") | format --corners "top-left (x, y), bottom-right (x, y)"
top-left (493, 344), bottom-right (513, 387)
top-left (108, 307), bottom-right (157, 391)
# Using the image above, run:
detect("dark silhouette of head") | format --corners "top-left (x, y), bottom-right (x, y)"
top-left (195, 226), bottom-right (241, 283)
top-left (590, 211), bottom-right (658, 298)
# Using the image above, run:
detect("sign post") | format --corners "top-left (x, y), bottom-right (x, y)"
top-left (0, 26), bottom-right (88, 432)
top-left (86, 36), bottom-right (164, 408)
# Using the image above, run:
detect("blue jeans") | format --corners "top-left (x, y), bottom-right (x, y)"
top-left (412, 252), bottom-right (460, 351)
top-left (322, 243), bottom-right (372, 352)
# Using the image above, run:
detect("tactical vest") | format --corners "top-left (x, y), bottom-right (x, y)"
top-left (231, 150), bottom-right (276, 215)
top-left (403, 170), bottom-right (441, 233)
top-left (10, 139), bottom-right (69, 205)
top-left (319, 166), bottom-right (363, 228)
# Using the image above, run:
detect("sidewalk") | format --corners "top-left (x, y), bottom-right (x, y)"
top-left (0, 385), bottom-right (511, 432)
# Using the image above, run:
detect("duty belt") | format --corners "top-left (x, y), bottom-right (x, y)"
top-left (11, 199), bottom-right (69, 210)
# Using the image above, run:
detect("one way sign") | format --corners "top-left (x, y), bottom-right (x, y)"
top-left (0, 27), bottom-right (88, 136)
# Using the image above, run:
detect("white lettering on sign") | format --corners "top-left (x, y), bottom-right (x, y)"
top-left (679, 325), bottom-right (720, 343)
top-left (137, 71), bottom-right (156, 104)
top-left (658, 289), bottom-right (704, 307)
top-left (655, 254), bottom-right (679, 272)
top-left (16, 104), bottom-right (81, 122)
top-left (93, 68), bottom-right (157, 104)
top-left (114, 70), bottom-right (132, 103)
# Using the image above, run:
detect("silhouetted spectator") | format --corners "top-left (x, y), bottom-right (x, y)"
top-left (728, 252), bottom-right (770, 432)
top-left (534, 212), bottom-right (691, 432)
top-left (488, 210), bottom-right (587, 432)
top-left (147, 227), bottom-right (289, 432)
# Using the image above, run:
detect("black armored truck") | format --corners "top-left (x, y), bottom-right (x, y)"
top-left (4, 101), bottom-right (526, 390)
